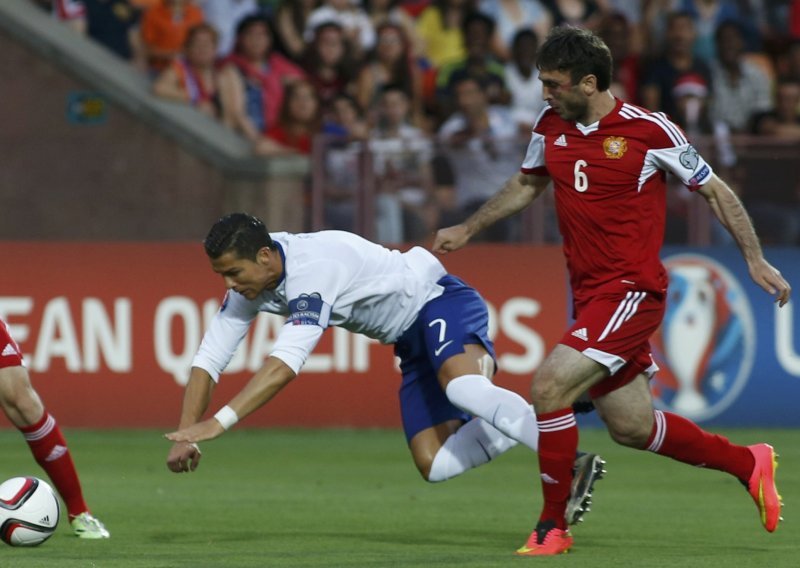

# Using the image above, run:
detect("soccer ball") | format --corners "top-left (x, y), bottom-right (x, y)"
top-left (0, 477), bottom-right (60, 546)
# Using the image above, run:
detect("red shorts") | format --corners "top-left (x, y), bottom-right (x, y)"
top-left (0, 319), bottom-right (25, 369)
top-left (561, 285), bottom-right (664, 398)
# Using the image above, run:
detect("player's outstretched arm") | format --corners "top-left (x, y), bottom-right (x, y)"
top-left (166, 368), bottom-right (216, 473)
top-left (697, 174), bottom-right (792, 306)
top-left (165, 357), bottom-right (297, 446)
top-left (432, 172), bottom-right (549, 253)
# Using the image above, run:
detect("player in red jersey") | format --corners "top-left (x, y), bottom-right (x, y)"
top-left (433, 26), bottom-right (791, 556)
top-left (0, 317), bottom-right (109, 539)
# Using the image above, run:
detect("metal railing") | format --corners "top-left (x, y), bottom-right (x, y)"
top-left (309, 132), bottom-right (800, 247)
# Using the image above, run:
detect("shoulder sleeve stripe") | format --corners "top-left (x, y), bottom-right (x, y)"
top-left (621, 104), bottom-right (688, 145)
top-left (621, 103), bottom-right (682, 135)
top-left (619, 109), bottom-right (681, 147)
top-left (653, 111), bottom-right (688, 144)
top-left (619, 103), bottom-right (688, 147)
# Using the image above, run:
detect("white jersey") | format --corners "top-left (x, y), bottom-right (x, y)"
top-left (192, 231), bottom-right (447, 380)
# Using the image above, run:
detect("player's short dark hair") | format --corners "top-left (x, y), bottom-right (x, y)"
top-left (537, 26), bottom-right (612, 91)
top-left (204, 213), bottom-right (275, 260)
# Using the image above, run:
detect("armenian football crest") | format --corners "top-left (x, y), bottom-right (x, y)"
top-left (603, 136), bottom-right (627, 159)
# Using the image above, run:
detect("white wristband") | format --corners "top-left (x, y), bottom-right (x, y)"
top-left (214, 405), bottom-right (239, 430)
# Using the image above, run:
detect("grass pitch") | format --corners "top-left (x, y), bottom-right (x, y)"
top-left (0, 427), bottom-right (798, 567)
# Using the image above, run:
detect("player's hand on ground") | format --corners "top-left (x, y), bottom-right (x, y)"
top-left (166, 440), bottom-right (203, 473)
top-left (432, 224), bottom-right (471, 254)
top-left (748, 258), bottom-right (791, 307)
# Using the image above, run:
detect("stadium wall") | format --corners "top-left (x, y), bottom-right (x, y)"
top-left (0, 0), bottom-right (308, 240)
top-left (0, 243), bottom-right (798, 429)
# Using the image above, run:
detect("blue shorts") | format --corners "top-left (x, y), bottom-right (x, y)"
top-left (394, 275), bottom-right (496, 442)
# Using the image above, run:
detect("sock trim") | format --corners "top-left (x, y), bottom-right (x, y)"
top-left (647, 409), bottom-right (666, 452)
top-left (21, 413), bottom-right (55, 441)
top-left (537, 412), bottom-right (576, 433)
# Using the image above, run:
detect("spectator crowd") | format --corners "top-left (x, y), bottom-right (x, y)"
top-left (37, 0), bottom-right (800, 245)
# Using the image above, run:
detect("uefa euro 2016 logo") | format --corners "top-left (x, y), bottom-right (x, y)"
top-left (651, 254), bottom-right (756, 421)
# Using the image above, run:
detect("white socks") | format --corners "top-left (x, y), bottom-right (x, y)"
top-left (427, 415), bottom-right (518, 482)
top-left (444, 374), bottom-right (539, 452)
top-left (428, 374), bottom-right (540, 482)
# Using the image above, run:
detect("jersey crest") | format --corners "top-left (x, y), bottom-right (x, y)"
top-left (603, 136), bottom-right (628, 159)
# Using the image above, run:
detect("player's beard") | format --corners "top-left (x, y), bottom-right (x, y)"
top-left (554, 92), bottom-right (590, 123)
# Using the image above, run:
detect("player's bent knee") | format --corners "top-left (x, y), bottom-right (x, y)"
top-left (596, 397), bottom-right (654, 448)
top-left (530, 374), bottom-right (564, 407)
top-left (413, 456), bottom-right (433, 481)
top-left (606, 422), bottom-right (650, 448)
top-left (408, 445), bottom-right (437, 482)
top-left (0, 370), bottom-right (44, 426)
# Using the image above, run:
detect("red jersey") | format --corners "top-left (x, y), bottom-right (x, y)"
top-left (521, 98), bottom-right (713, 310)
top-left (0, 317), bottom-right (25, 369)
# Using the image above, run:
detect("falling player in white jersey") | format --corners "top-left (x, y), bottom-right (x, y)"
top-left (165, 213), bottom-right (605, 526)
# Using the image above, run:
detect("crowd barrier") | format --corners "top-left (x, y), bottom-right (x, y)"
top-left (0, 243), bottom-right (797, 428)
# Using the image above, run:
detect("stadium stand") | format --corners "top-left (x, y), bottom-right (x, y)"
top-left (0, 0), bottom-right (308, 239)
top-left (9, 0), bottom-right (800, 246)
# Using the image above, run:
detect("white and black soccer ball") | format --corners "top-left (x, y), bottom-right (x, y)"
top-left (0, 477), bottom-right (60, 546)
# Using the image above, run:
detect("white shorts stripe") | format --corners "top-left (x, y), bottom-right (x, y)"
top-left (610, 291), bottom-right (642, 334)
top-left (581, 347), bottom-right (626, 374)
top-left (611, 291), bottom-right (646, 334)
top-left (598, 291), bottom-right (633, 342)
top-left (646, 409), bottom-right (666, 452)
top-left (623, 292), bottom-right (647, 323)
top-left (23, 414), bottom-right (55, 441)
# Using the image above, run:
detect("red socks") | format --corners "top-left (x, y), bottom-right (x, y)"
top-left (533, 407), bottom-right (754, 530)
top-left (536, 408), bottom-right (578, 529)
top-left (19, 412), bottom-right (89, 518)
top-left (645, 409), bottom-right (754, 481)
